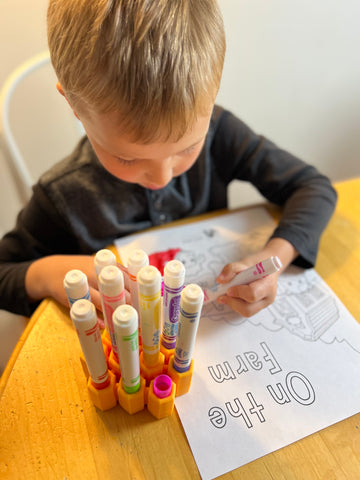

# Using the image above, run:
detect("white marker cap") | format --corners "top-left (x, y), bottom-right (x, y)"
top-left (181, 284), bottom-right (204, 313)
top-left (98, 265), bottom-right (124, 297)
top-left (94, 249), bottom-right (117, 276)
top-left (137, 265), bottom-right (161, 296)
top-left (164, 260), bottom-right (185, 288)
top-left (128, 249), bottom-right (149, 275)
top-left (64, 269), bottom-right (89, 299)
top-left (70, 298), bottom-right (96, 326)
top-left (113, 304), bottom-right (138, 334)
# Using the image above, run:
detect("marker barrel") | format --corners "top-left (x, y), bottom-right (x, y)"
top-left (64, 269), bottom-right (90, 306)
top-left (173, 284), bottom-right (204, 373)
top-left (113, 305), bottom-right (141, 394)
top-left (94, 249), bottom-right (117, 277)
top-left (203, 255), bottom-right (282, 303)
top-left (70, 299), bottom-right (109, 387)
top-left (162, 260), bottom-right (185, 349)
top-left (98, 265), bottom-right (126, 359)
top-left (128, 249), bottom-right (149, 315)
top-left (137, 265), bottom-right (161, 367)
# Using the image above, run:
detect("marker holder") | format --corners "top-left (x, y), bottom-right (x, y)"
top-left (87, 369), bottom-right (118, 411)
top-left (139, 351), bottom-right (165, 385)
top-left (160, 341), bottom-right (175, 367)
top-left (108, 350), bottom-right (121, 380)
top-left (117, 376), bottom-right (146, 415)
top-left (167, 356), bottom-right (194, 397)
top-left (147, 374), bottom-right (176, 419)
top-left (101, 329), bottom-right (112, 354)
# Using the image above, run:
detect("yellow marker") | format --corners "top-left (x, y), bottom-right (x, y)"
top-left (137, 265), bottom-right (161, 368)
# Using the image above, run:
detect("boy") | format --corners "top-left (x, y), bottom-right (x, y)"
top-left (0, 0), bottom-right (336, 318)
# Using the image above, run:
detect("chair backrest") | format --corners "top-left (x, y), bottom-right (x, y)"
top-left (0, 51), bottom-right (84, 204)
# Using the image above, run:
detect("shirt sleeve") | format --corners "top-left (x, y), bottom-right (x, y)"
top-left (210, 108), bottom-right (337, 267)
top-left (0, 184), bottom-right (77, 316)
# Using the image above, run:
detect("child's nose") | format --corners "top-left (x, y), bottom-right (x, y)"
top-left (148, 159), bottom-right (173, 188)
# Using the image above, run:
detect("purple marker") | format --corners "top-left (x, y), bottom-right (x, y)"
top-left (161, 260), bottom-right (185, 350)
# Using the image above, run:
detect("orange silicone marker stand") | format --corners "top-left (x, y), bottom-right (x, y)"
top-left (87, 369), bottom-right (118, 411)
top-left (147, 374), bottom-right (176, 419)
top-left (139, 351), bottom-right (165, 385)
top-left (108, 350), bottom-right (121, 380)
top-left (167, 356), bottom-right (194, 397)
top-left (160, 342), bottom-right (175, 366)
top-left (117, 376), bottom-right (146, 415)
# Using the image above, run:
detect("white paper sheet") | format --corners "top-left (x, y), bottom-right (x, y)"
top-left (115, 208), bottom-right (360, 480)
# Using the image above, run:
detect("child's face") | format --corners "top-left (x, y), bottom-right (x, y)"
top-left (78, 108), bottom-right (213, 190)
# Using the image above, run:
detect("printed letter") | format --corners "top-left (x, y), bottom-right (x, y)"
top-left (247, 392), bottom-right (266, 423)
top-left (244, 351), bottom-right (262, 370)
top-left (286, 371), bottom-right (315, 406)
top-left (225, 397), bottom-right (253, 428)
top-left (209, 407), bottom-right (227, 429)
top-left (208, 361), bottom-right (236, 383)
top-left (267, 382), bottom-right (291, 405)
top-left (261, 341), bottom-right (282, 374)
top-left (235, 354), bottom-right (249, 375)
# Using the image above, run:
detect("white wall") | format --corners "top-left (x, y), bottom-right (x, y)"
top-left (218, 0), bottom-right (360, 206)
top-left (1, 0), bottom-right (360, 233)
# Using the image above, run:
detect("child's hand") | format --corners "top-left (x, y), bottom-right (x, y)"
top-left (215, 237), bottom-right (298, 317)
top-left (25, 255), bottom-right (103, 311)
top-left (216, 260), bottom-right (279, 317)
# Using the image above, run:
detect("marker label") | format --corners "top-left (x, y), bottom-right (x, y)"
top-left (70, 299), bottom-right (109, 387)
top-left (173, 284), bottom-right (204, 373)
top-left (203, 256), bottom-right (282, 303)
top-left (137, 265), bottom-right (162, 367)
top-left (113, 305), bottom-right (141, 394)
top-left (162, 260), bottom-right (185, 350)
top-left (98, 266), bottom-right (126, 359)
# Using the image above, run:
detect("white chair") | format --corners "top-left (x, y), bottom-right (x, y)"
top-left (0, 51), bottom-right (84, 204)
top-left (0, 52), bottom-right (85, 375)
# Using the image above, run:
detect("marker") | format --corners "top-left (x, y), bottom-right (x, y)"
top-left (161, 260), bottom-right (185, 349)
top-left (173, 284), bottom-right (204, 373)
top-left (98, 265), bottom-right (126, 360)
top-left (113, 305), bottom-right (141, 394)
top-left (64, 269), bottom-right (91, 307)
top-left (70, 299), bottom-right (109, 388)
top-left (137, 265), bottom-right (161, 367)
top-left (203, 255), bottom-right (282, 303)
top-left (94, 249), bottom-right (117, 277)
top-left (127, 249), bottom-right (149, 315)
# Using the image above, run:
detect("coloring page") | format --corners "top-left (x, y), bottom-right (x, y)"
top-left (115, 208), bottom-right (360, 480)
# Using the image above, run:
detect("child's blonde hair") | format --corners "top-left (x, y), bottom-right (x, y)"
top-left (47, 0), bottom-right (225, 142)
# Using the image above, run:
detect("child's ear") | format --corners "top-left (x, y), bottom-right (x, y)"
top-left (56, 82), bottom-right (80, 120)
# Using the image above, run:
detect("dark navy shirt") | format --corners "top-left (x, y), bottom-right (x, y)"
top-left (0, 106), bottom-right (337, 315)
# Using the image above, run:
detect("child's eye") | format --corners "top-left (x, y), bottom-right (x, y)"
top-left (116, 157), bottom-right (136, 166)
top-left (182, 146), bottom-right (196, 155)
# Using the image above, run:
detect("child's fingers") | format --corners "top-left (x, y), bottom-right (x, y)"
top-left (217, 276), bottom-right (278, 317)
top-left (217, 294), bottom-right (271, 317)
top-left (89, 287), bottom-right (102, 311)
top-left (216, 262), bottom-right (249, 283)
top-left (227, 276), bottom-right (276, 303)
top-left (217, 291), bottom-right (274, 317)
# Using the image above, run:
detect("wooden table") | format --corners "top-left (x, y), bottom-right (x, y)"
top-left (1, 178), bottom-right (359, 479)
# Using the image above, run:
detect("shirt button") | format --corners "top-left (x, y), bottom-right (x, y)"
top-left (159, 213), bottom-right (167, 223)
top-left (154, 199), bottom-right (162, 210)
